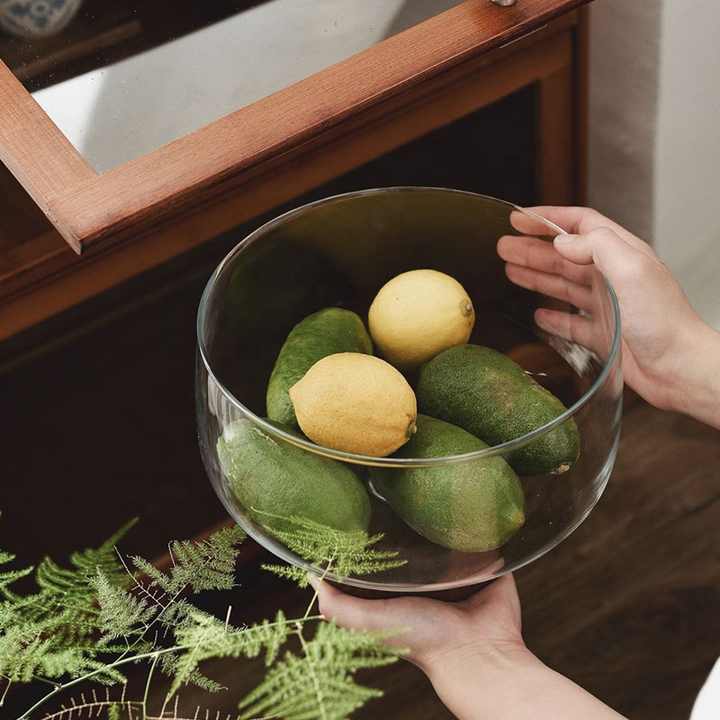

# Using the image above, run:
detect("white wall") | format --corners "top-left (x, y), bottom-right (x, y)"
top-left (588, 0), bottom-right (720, 328)
top-left (654, 0), bottom-right (720, 327)
top-left (587, 0), bottom-right (661, 241)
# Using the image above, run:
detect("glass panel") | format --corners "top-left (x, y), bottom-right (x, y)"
top-left (0, 0), bottom-right (462, 172)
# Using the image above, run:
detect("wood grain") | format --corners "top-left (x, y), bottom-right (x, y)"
top-left (0, 0), bottom-right (588, 253)
top-left (0, 62), bottom-right (95, 253)
top-left (63, 0), bottom-right (587, 249)
top-left (0, 22), bottom-right (575, 341)
top-left (146, 402), bottom-right (720, 720)
top-left (2, 260), bottom-right (718, 718)
top-left (0, 163), bottom-right (53, 252)
top-left (574, 5), bottom-right (591, 204)
top-left (536, 63), bottom-right (575, 204)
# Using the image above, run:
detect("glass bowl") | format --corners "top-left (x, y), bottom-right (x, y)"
top-left (196, 188), bottom-right (622, 595)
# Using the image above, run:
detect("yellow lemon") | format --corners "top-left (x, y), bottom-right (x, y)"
top-left (369, 269), bottom-right (475, 369)
top-left (289, 353), bottom-right (417, 457)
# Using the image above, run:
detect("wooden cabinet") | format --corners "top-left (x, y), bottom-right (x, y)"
top-left (0, 0), bottom-right (590, 342)
top-left (3, 5), bottom-right (720, 719)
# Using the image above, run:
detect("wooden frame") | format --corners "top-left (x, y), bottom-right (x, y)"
top-left (0, 0), bottom-right (589, 341)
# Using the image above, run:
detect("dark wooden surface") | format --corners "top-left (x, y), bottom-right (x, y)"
top-left (0, 12), bottom-right (579, 340)
top-left (0, 85), bottom-right (536, 366)
top-left (3, 375), bottom-right (718, 717)
top-left (1, 68), bottom-right (716, 715)
top-left (0, 0), bottom-right (586, 258)
top-left (134, 398), bottom-right (719, 720)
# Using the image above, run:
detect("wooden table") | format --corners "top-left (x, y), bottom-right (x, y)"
top-left (5, 3), bottom-right (717, 716)
top-left (156, 396), bottom-right (719, 720)
top-left (4, 287), bottom-right (719, 718)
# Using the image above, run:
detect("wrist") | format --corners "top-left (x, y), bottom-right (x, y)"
top-left (422, 640), bottom-right (539, 718)
top-left (425, 643), bottom-right (626, 720)
top-left (666, 320), bottom-right (720, 428)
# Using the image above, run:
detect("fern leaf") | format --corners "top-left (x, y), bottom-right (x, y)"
top-left (130, 526), bottom-right (246, 596)
top-left (158, 651), bottom-right (225, 694)
top-left (166, 609), bottom-right (290, 699)
top-left (256, 512), bottom-right (406, 581)
top-left (38, 518), bottom-right (138, 597)
top-left (238, 622), bottom-right (400, 720)
top-left (261, 564), bottom-right (310, 587)
top-left (93, 570), bottom-right (157, 640)
top-left (0, 622), bottom-right (52, 681)
top-left (0, 521), bottom-right (137, 686)
top-left (0, 551), bottom-right (33, 595)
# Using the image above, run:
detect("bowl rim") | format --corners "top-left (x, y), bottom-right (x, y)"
top-left (196, 186), bottom-right (622, 469)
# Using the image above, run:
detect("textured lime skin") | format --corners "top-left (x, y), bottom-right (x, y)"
top-left (266, 308), bottom-right (373, 427)
top-left (372, 415), bottom-right (524, 552)
top-left (417, 344), bottom-right (580, 475)
top-left (217, 419), bottom-right (371, 533)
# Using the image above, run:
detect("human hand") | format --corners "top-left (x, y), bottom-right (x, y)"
top-left (311, 574), bottom-right (524, 672)
top-left (312, 575), bottom-right (625, 720)
top-left (498, 206), bottom-right (720, 427)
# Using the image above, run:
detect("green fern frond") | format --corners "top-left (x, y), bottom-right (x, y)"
top-left (238, 621), bottom-right (401, 720)
top-left (41, 698), bottom-right (141, 720)
top-left (4, 517), bottom-right (399, 720)
top-left (256, 512), bottom-right (406, 580)
top-left (130, 526), bottom-right (246, 596)
top-left (8, 519), bottom-right (138, 627)
top-left (0, 621), bottom-right (52, 681)
top-left (235, 610), bottom-right (289, 666)
top-left (158, 651), bottom-right (226, 694)
top-left (166, 609), bottom-right (291, 699)
top-left (157, 598), bottom-right (194, 628)
top-left (261, 564), bottom-right (310, 587)
top-left (0, 619), bottom-right (128, 685)
top-left (38, 518), bottom-right (138, 596)
top-left (0, 521), bottom-right (138, 686)
top-left (0, 551), bottom-right (33, 595)
top-left (93, 570), bottom-right (157, 640)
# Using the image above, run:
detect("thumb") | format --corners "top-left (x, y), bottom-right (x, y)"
top-left (311, 577), bottom-right (439, 639)
top-left (459, 575), bottom-right (522, 638)
top-left (554, 227), bottom-right (641, 280)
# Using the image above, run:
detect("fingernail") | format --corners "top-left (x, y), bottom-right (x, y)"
top-left (554, 233), bottom-right (574, 244)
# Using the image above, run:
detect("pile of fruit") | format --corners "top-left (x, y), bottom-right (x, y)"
top-left (218, 270), bottom-right (580, 555)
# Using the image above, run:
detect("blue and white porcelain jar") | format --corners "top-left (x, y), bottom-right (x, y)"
top-left (0, 0), bottom-right (83, 38)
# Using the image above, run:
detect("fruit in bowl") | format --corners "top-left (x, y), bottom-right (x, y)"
top-left (196, 188), bottom-right (622, 595)
top-left (369, 269), bottom-right (475, 369)
top-left (371, 414), bottom-right (525, 552)
top-left (290, 352), bottom-right (418, 457)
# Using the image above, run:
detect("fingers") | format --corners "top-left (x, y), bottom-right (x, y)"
top-left (498, 235), bottom-right (593, 286)
top-left (504, 264), bottom-right (594, 310)
top-left (509, 209), bottom-right (558, 237)
top-left (523, 206), bottom-right (658, 258)
top-left (554, 227), bottom-right (655, 282)
top-left (311, 577), bottom-right (439, 641)
top-left (534, 308), bottom-right (596, 349)
top-left (516, 206), bottom-right (621, 237)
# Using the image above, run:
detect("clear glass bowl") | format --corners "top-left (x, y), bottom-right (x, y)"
top-left (196, 188), bottom-right (622, 594)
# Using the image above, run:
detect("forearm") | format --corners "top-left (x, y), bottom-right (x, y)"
top-left (668, 321), bottom-right (720, 429)
top-left (425, 646), bottom-right (626, 720)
